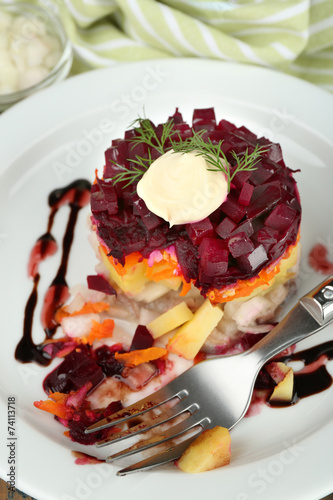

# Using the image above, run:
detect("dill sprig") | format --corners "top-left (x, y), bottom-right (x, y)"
top-left (110, 114), bottom-right (266, 191)
top-left (128, 116), bottom-right (177, 154)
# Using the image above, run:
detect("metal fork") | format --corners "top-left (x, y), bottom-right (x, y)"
top-left (85, 275), bottom-right (333, 475)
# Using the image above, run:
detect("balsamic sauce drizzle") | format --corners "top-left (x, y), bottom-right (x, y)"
top-left (15, 179), bottom-right (91, 365)
top-left (277, 341), bottom-right (333, 403)
top-left (15, 179), bottom-right (333, 408)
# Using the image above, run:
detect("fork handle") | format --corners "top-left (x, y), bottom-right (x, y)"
top-left (248, 274), bottom-right (333, 368)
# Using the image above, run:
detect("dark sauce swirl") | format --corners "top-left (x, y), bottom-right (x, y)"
top-left (276, 341), bottom-right (333, 404)
top-left (15, 179), bottom-right (91, 365)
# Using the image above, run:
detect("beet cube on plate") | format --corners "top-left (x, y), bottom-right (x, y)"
top-left (141, 210), bottom-right (162, 231)
top-left (230, 219), bottom-right (254, 238)
top-left (43, 347), bottom-right (104, 394)
top-left (249, 162), bottom-right (274, 186)
top-left (220, 193), bottom-right (247, 223)
top-left (216, 217), bottom-right (237, 239)
top-left (228, 232), bottom-right (255, 258)
top-left (186, 218), bottom-right (214, 244)
top-left (174, 238), bottom-right (199, 282)
top-left (104, 140), bottom-right (129, 178)
top-left (255, 227), bottom-right (279, 251)
top-left (265, 204), bottom-right (297, 232)
top-left (90, 179), bottom-right (118, 215)
top-left (238, 182), bottom-right (254, 206)
top-left (237, 244), bottom-right (268, 273)
top-left (217, 119), bottom-right (236, 133)
top-left (199, 238), bottom-right (229, 276)
top-left (192, 108), bottom-right (216, 131)
top-left (130, 325), bottom-right (154, 351)
top-left (231, 169), bottom-right (253, 189)
top-left (247, 182), bottom-right (281, 219)
top-left (133, 194), bottom-right (149, 216)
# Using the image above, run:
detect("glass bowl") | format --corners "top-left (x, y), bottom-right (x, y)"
top-left (0, 1), bottom-right (73, 111)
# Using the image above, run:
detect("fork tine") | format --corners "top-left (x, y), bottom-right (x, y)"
top-left (116, 434), bottom-right (201, 476)
top-left (96, 399), bottom-right (197, 448)
top-left (85, 386), bottom-right (188, 434)
top-left (106, 412), bottom-right (210, 463)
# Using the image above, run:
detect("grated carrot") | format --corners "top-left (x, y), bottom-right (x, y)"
top-left (81, 319), bottom-right (115, 345)
top-left (115, 347), bottom-right (168, 367)
top-left (33, 399), bottom-right (73, 420)
top-left (55, 301), bottom-right (110, 324)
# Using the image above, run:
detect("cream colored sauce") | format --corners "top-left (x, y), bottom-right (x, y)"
top-left (137, 149), bottom-right (228, 226)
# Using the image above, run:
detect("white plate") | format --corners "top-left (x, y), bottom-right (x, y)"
top-left (0, 59), bottom-right (333, 500)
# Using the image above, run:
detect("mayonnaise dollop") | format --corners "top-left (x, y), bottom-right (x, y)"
top-left (137, 149), bottom-right (228, 226)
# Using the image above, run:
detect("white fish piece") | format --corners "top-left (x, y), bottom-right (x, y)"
top-left (61, 313), bottom-right (100, 338)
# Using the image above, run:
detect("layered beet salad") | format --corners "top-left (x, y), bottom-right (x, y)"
top-left (34, 108), bottom-right (302, 471)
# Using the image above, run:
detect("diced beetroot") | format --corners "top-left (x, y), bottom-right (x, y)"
top-left (130, 325), bottom-right (154, 351)
top-left (104, 141), bottom-right (128, 179)
top-left (209, 207), bottom-right (223, 225)
top-left (231, 169), bottom-right (253, 189)
top-left (238, 182), bottom-right (254, 206)
top-left (237, 244), bottom-right (268, 273)
top-left (97, 220), bottom-right (147, 264)
top-left (192, 108), bottom-right (216, 131)
top-left (87, 275), bottom-right (117, 296)
top-left (249, 163), bottom-right (274, 186)
top-left (228, 232), bottom-right (255, 258)
top-left (217, 119), bottom-right (236, 132)
top-left (220, 193), bottom-right (247, 223)
top-left (216, 217), bottom-right (237, 239)
top-left (230, 219), bottom-right (254, 238)
top-left (174, 237), bottom-right (199, 282)
top-left (43, 347), bottom-right (104, 394)
top-left (103, 400), bottom-right (123, 418)
top-left (247, 182), bottom-right (281, 219)
top-left (251, 217), bottom-right (264, 234)
top-left (199, 238), bottom-right (229, 277)
top-left (207, 132), bottom-right (233, 155)
top-left (90, 184), bottom-right (107, 214)
top-left (233, 126), bottom-right (258, 144)
top-left (255, 227), bottom-right (279, 251)
top-left (186, 217), bottom-right (214, 244)
top-left (97, 178), bottom-right (118, 213)
top-left (265, 143), bottom-right (285, 165)
top-left (90, 182), bottom-right (118, 215)
top-left (141, 225), bottom-right (168, 258)
top-left (122, 185), bottom-right (136, 208)
top-left (124, 128), bottom-right (137, 140)
top-left (169, 108), bottom-right (183, 124)
top-left (265, 204), bottom-right (297, 232)
top-left (94, 345), bottom-right (124, 377)
top-left (268, 218), bottom-right (299, 261)
top-left (127, 142), bottom-right (149, 162)
top-left (140, 209), bottom-right (162, 231)
top-left (133, 195), bottom-right (149, 216)
top-left (172, 122), bottom-right (192, 140)
top-left (227, 138), bottom-right (253, 156)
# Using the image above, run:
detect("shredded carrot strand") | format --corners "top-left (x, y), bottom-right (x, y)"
top-left (81, 319), bottom-right (115, 345)
top-left (48, 392), bottom-right (68, 404)
top-left (115, 347), bottom-right (168, 367)
top-left (55, 301), bottom-right (110, 324)
top-left (33, 400), bottom-right (71, 420)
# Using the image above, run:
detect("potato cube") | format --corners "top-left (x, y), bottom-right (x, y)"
top-left (177, 426), bottom-right (231, 473)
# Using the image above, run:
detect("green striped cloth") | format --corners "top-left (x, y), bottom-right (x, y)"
top-left (52, 0), bottom-right (333, 92)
